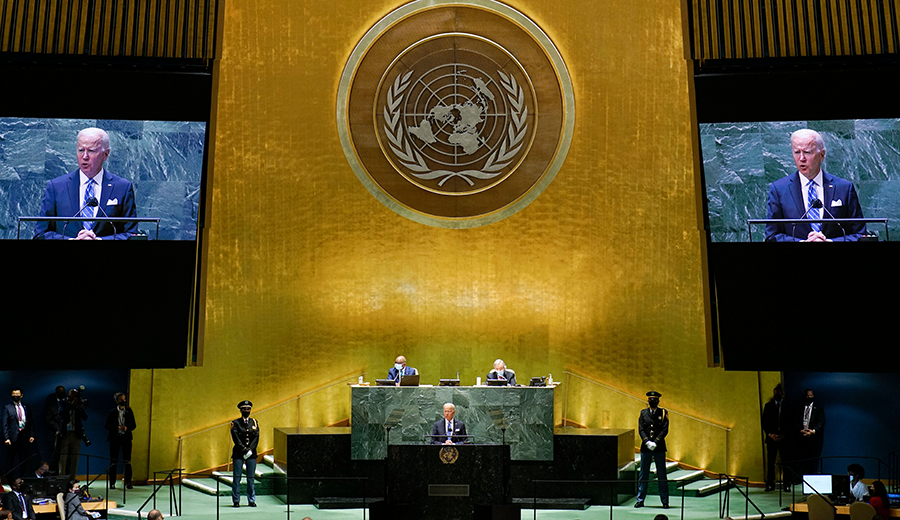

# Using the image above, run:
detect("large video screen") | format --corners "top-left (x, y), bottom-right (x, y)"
top-left (700, 119), bottom-right (899, 243)
top-left (1, 118), bottom-right (206, 240)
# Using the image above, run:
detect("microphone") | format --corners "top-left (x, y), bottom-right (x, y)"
top-left (61, 197), bottom-right (100, 239)
top-left (93, 198), bottom-right (116, 238)
top-left (791, 198), bottom-right (824, 242)
top-left (814, 199), bottom-right (847, 241)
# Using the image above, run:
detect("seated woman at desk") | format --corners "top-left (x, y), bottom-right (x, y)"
top-left (64, 481), bottom-right (101, 520)
top-left (868, 480), bottom-right (890, 518)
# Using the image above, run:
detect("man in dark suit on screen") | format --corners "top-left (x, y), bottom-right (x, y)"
top-left (765, 129), bottom-right (865, 242)
top-left (431, 403), bottom-right (467, 445)
top-left (34, 127), bottom-right (137, 240)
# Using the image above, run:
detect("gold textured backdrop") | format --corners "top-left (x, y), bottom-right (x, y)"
top-left (126, 0), bottom-right (779, 482)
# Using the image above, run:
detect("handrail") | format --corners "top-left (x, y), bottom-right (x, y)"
top-left (562, 369), bottom-right (732, 431)
top-left (135, 468), bottom-right (183, 520)
top-left (718, 473), bottom-right (765, 519)
top-left (175, 369), bottom-right (366, 472)
top-left (563, 369), bottom-right (732, 473)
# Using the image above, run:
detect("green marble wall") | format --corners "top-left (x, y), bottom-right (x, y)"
top-left (700, 119), bottom-right (900, 242)
top-left (351, 386), bottom-right (554, 461)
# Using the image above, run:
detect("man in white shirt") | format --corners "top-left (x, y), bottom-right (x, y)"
top-left (34, 127), bottom-right (138, 240)
top-left (765, 129), bottom-right (866, 242)
top-left (430, 403), bottom-right (467, 445)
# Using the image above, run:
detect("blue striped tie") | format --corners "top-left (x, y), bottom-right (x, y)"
top-left (807, 180), bottom-right (821, 232)
top-left (81, 179), bottom-right (95, 230)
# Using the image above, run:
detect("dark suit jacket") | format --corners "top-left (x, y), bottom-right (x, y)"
top-left (798, 402), bottom-right (825, 434)
top-left (431, 419), bottom-right (467, 444)
top-left (34, 169), bottom-right (138, 240)
top-left (63, 491), bottom-right (92, 520)
top-left (387, 366), bottom-right (417, 382)
top-left (486, 370), bottom-right (517, 386)
top-left (761, 398), bottom-right (790, 443)
top-left (3, 490), bottom-right (36, 520)
top-left (230, 417), bottom-right (260, 459)
top-left (104, 407), bottom-right (137, 442)
top-left (1, 402), bottom-right (34, 444)
top-left (638, 407), bottom-right (668, 453)
top-left (765, 171), bottom-right (865, 242)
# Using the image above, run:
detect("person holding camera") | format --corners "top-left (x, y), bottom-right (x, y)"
top-left (230, 401), bottom-right (259, 508)
top-left (59, 389), bottom-right (88, 481)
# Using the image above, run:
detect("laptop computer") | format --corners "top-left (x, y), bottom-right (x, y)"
top-left (398, 374), bottom-right (420, 386)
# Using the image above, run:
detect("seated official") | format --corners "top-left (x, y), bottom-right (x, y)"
top-left (387, 355), bottom-right (418, 382)
top-left (63, 481), bottom-right (100, 520)
top-left (431, 403), bottom-right (467, 445)
top-left (3, 479), bottom-right (35, 520)
top-left (486, 359), bottom-right (516, 386)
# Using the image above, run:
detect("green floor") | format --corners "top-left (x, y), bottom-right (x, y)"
top-left (101, 482), bottom-right (799, 520)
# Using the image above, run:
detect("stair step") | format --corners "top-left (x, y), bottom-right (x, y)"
top-left (313, 497), bottom-right (384, 509)
top-left (512, 497), bottom-right (591, 510)
top-left (182, 477), bottom-right (230, 496)
top-left (681, 478), bottom-right (733, 497)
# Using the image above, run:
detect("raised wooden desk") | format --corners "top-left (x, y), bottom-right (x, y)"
top-left (791, 502), bottom-right (900, 517)
top-left (34, 500), bottom-right (117, 514)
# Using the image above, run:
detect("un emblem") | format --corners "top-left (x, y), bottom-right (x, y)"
top-left (439, 446), bottom-right (459, 464)
top-left (338, 0), bottom-right (574, 228)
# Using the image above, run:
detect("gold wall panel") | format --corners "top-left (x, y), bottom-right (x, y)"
top-left (129, 0), bottom-right (776, 482)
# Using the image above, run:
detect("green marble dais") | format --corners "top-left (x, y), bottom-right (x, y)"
top-left (351, 386), bottom-right (554, 461)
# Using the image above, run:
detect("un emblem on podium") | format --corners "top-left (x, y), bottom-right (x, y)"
top-left (439, 446), bottom-right (459, 464)
top-left (338, 0), bottom-right (574, 228)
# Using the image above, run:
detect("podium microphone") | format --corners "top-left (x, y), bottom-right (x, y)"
top-left (812, 199), bottom-right (848, 241)
top-left (61, 197), bottom-right (100, 239)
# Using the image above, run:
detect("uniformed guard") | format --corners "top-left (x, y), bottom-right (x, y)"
top-left (635, 390), bottom-right (669, 509)
top-left (230, 400), bottom-right (259, 508)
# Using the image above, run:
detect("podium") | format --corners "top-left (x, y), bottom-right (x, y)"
top-left (379, 444), bottom-right (510, 520)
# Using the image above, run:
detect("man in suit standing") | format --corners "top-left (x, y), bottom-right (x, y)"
top-left (2, 478), bottom-right (36, 520)
top-left (765, 129), bottom-right (865, 242)
top-left (431, 403), bottom-right (468, 445)
top-left (230, 401), bottom-right (259, 508)
top-left (34, 127), bottom-right (137, 240)
top-left (104, 393), bottom-right (136, 489)
top-left (762, 383), bottom-right (791, 491)
top-left (486, 359), bottom-right (517, 386)
top-left (795, 389), bottom-right (825, 482)
top-left (2, 388), bottom-right (35, 480)
top-left (44, 386), bottom-right (67, 474)
top-left (387, 356), bottom-right (418, 383)
top-left (635, 391), bottom-right (669, 509)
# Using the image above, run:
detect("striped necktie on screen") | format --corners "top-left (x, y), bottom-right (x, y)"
top-left (807, 180), bottom-right (821, 232)
top-left (81, 179), bottom-right (96, 230)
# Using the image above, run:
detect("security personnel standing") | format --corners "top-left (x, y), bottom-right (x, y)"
top-left (635, 391), bottom-right (669, 509)
top-left (230, 400), bottom-right (259, 508)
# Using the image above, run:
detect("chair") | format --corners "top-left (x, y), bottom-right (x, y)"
top-left (56, 492), bottom-right (66, 520)
top-left (807, 493), bottom-right (836, 520)
top-left (849, 501), bottom-right (877, 520)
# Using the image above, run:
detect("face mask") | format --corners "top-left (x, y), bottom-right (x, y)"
top-left (394, 363), bottom-right (404, 371)
top-left (805, 397), bottom-right (814, 404)
top-left (241, 410), bottom-right (251, 418)
top-left (11, 396), bottom-right (21, 403)
top-left (648, 399), bottom-right (659, 408)
top-left (118, 401), bottom-right (126, 408)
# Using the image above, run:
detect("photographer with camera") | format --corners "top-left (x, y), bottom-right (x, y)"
top-left (58, 389), bottom-right (88, 481)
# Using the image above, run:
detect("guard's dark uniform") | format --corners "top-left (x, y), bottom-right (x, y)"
top-left (636, 391), bottom-right (669, 507)
top-left (230, 401), bottom-right (259, 507)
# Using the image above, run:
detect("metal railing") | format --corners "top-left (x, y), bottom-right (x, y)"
top-left (136, 468), bottom-right (183, 519)
top-left (562, 370), bottom-right (733, 472)
top-left (175, 369), bottom-right (366, 473)
top-left (717, 473), bottom-right (764, 519)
